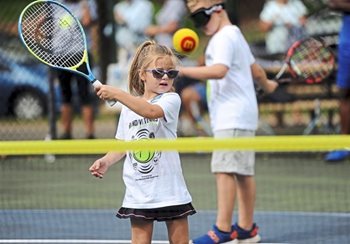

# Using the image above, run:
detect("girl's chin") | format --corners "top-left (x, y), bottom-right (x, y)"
top-left (157, 88), bottom-right (170, 94)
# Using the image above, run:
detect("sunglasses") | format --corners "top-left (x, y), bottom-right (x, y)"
top-left (190, 3), bottom-right (225, 28)
top-left (145, 68), bottom-right (179, 79)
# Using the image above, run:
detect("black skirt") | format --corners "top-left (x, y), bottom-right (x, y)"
top-left (116, 203), bottom-right (196, 222)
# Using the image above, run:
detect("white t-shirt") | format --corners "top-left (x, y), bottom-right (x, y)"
top-left (260, 0), bottom-right (308, 54)
top-left (205, 25), bottom-right (258, 132)
top-left (115, 93), bottom-right (192, 209)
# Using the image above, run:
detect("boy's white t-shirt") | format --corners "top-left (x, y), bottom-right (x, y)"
top-left (205, 25), bottom-right (258, 132)
top-left (115, 92), bottom-right (192, 209)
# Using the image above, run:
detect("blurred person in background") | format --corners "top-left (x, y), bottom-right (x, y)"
top-left (259, 0), bottom-right (308, 128)
top-left (107, 0), bottom-right (154, 96)
top-left (144, 0), bottom-right (187, 47)
top-left (259, 0), bottom-right (308, 54)
top-left (324, 0), bottom-right (350, 162)
top-left (177, 56), bottom-right (210, 136)
top-left (56, 0), bottom-right (97, 139)
top-left (113, 0), bottom-right (154, 66)
top-left (178, 78), bottom-right (209, 136)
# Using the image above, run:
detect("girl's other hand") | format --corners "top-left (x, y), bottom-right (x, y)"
top-left (89, 159), bottom-right (109, 179)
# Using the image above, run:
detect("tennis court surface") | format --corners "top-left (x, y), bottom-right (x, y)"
top-left (1, 152), bottom-right (349, 243)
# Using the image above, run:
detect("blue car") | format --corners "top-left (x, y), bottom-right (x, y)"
top-left (0, 49), bottom-right (59, 119)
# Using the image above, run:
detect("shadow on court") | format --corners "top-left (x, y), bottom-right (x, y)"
top-left (1, 210), bottom-right (349, 243)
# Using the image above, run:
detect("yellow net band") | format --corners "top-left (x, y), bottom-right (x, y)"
top-left (0, 135), bottom-right (349, 155)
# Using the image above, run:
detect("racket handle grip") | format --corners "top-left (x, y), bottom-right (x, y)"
top-left (92, 80), bottom-right (117, 106)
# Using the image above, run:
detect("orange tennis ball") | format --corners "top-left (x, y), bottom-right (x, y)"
top-left (173, 28), bottom-right (199, 54)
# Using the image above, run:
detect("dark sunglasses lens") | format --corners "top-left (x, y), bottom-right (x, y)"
top-left (152, 69), bottom-right (165, 79)
top-left (152, 69), bottom-right (178, 79)
top-left (167, 70), bottom-right (179, 79)
top-left (191, 11), bottom-right (210, 28)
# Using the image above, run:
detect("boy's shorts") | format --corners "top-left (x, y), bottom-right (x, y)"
top-left (211, 129), bottom-right (255, 175)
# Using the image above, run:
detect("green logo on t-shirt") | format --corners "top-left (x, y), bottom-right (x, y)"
top-left (133, 149), bottom-right (155, 164)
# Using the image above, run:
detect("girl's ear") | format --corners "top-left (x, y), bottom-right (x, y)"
top-left (139, 69), bottom-right (146, 82)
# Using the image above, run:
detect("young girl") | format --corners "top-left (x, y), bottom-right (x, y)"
top-left (89, 40), bottom-right (196, 244)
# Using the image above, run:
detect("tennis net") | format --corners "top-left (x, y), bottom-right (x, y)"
top-left (0, 137), bottom-right (349, 243)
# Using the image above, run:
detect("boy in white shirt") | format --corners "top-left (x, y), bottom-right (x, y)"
top-left (180, 0), bottom-right (278, 243)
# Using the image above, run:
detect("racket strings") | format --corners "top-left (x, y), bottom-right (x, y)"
top-left (20, 2), bottom-right (85, 68)
top-left (290, 39), bottom-right (334, 83)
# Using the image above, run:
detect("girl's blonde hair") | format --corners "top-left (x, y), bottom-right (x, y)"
top-left (186, 0), bottom-right (224, 9)
top-left (128, 40), bottom-right (179, 96)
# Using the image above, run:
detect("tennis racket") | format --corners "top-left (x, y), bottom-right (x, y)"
top-left (277, 37), bottom-right (334, 83)
top-left (18, 0), bottom-right (116, 106)
top-left (258, 37), bottom-right (335, 96)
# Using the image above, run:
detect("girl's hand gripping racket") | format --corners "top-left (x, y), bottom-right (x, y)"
top-left (18, 0), bottom-right (116, 106)
top-left (258, 37), bottom-right (335, 97)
